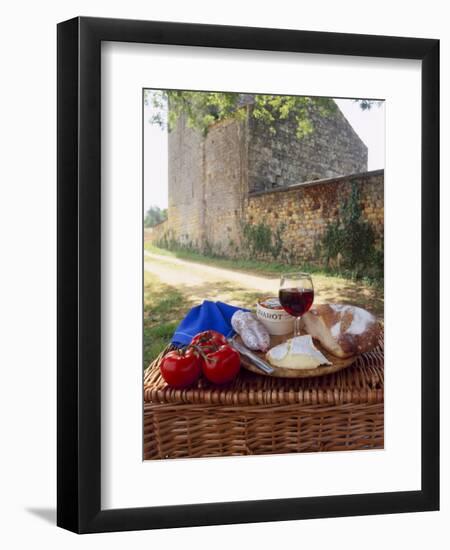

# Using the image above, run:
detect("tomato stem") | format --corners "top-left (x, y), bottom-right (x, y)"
top-left (190, 344), bottom-right (209, 362)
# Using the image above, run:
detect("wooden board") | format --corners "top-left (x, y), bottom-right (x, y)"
top-left (235, 333), bottom-right (357, 378)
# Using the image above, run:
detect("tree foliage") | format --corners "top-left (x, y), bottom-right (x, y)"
top-left (144, 205), bottom-right (167, 228)
top-left (145, 90), bottom-right (382, 139)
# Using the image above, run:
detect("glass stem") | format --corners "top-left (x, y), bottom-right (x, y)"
top-left (294, 316), bottom-right (301, 337)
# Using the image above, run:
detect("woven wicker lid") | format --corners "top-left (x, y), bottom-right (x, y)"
top-left (144, 334), bottom-right (384, 407)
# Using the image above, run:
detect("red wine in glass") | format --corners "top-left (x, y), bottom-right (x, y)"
top-left (279, 273), bottom-right (314, 336)
top-left (279, 288), bottom-right (314, 317)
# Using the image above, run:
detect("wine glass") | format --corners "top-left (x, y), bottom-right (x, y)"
top-left (279, 272), bottom-right (314, 337)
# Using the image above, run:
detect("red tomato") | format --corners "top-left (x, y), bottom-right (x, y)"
top-left (160, 349), bottom-right (202, 388)
top-left (201, 344), bottom-right (241, 384)
top-left (191, 330), bottom-right (227, 350)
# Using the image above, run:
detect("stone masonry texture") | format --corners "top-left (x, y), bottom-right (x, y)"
top-left (149, 100), bottom-right (383, 266)
top-left (245, 170), bottom-right (384, 264)
top-left (248, 104), bottom-right (368, 192)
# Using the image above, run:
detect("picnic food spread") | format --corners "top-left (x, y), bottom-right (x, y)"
top-left (159, 295), bottom-right (381, 385)
top-left (147, 277), bottom-right (384, 460)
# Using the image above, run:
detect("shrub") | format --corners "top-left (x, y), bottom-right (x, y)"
top-left (242, 222), bottom-right (286, 259)
top-left (321, 181), bottom-right (383, 281)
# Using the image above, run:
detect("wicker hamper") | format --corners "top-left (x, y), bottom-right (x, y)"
top-left (143, 335), bottom-right (384, 460)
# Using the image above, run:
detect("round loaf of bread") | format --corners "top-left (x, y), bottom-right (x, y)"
top-left (300, 304), bottom-right (380, 358)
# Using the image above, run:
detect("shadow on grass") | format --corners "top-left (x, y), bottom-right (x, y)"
top-left (143, 275), bottom-right (269, 367)
top-left (144, 272), bottom-right (193, 367)
top-left (143, 268), bottom-right (384, 368)
top-left (316, 283), bottom-right (383, 318)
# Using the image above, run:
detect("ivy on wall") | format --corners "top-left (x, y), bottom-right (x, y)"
top-left (242, 222), bottom-right (286, 259)
top-left (321, 181), bottom-right (383, 280)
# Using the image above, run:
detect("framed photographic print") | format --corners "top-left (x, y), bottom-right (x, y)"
top-left (57, 16), bottom-right (439, 533)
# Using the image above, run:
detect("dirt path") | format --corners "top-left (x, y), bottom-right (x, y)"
top-left (145, 251), bottom-right (276, 290)
top-left (144, 251), bottom-right (383, 318)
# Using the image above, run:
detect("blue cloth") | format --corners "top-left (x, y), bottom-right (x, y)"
top-left (172, 300), bottom-right (248, 346)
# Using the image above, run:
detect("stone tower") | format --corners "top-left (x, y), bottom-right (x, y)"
top-left (165, 99), bottom-right (368, 256)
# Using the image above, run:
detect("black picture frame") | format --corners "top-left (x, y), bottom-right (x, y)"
top-left (57, 16), bottom-right (439, 533)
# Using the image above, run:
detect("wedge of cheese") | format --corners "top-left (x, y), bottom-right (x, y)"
top-left (266, 335), bottom-right (331, 369)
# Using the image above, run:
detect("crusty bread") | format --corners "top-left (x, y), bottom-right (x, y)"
top-left (300, 304), bottom-right (380, 358)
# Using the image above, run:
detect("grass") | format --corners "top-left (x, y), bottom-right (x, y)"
top-left (143, 272), bottom-right (267, 367)
top-left (144, 242), bottom-right (383, 288)
top-left (143, 271), bottom-right (193, 368)
top-left (143, 244), bottom-right (384, 366)
top-left (225, 289), bottom-right (266, 307)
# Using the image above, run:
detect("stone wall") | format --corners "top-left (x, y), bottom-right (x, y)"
top-left (244, 170), bottom-right (384, 264)
top-left (146, 219), bottom-right (169, 244)
top-left (148, 169), bottom-right (384, 266)
top-left (148, 101), bottom-right (381, 266)
top-left (247, 104), bottom-right (368, 192)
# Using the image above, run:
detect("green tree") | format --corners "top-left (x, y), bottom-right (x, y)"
top-left (145, 90), bottom-right (382, 138)
top-left (144, 205), bottom-right (167, 228)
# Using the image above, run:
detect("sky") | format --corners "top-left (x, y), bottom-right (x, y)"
top-left (143, 96), bottom-right (385, 213)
